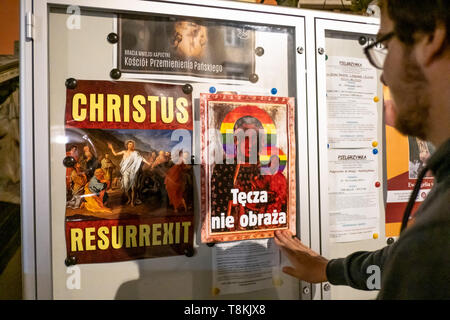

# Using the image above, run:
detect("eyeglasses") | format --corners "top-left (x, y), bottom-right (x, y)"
top-left (364, 31), bottom-right (395, 69)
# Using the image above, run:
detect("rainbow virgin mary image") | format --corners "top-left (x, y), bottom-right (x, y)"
top-left (200, 93), bottom-right (297, 243)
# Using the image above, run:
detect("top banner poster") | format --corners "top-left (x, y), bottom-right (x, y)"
top-left (118, 14), bottom-right (256, 80)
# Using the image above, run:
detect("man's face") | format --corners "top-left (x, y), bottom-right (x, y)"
top-left (127, 142), bottom-right (134, 150)
top-left (380, 9), bottom-right (430, 140)
top-left (235, 123), bottom-right (259, 160)
top-left (174, 21), bottom-right (207, 58)
top-left (95, 171), bottom-right (104, 180)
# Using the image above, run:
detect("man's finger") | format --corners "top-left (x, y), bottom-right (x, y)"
top-left (277, 244), bottom-right (295, 259)
top-left (275, 230), bottom-right (304, 251)
top-left (282, 266), bottom-right (301, 280)
top-left (292, 236), bottom-right (310, 250)
top-left (278, 246), bottom-right (306, 268)
top-left (281, 231), bottom-right (310, 251)
top-left (274, 230), bottom-right (294, 244)
top-left (274, 231), bottom-right (290, 247)
top-left (275, 234), bottom-right (298, 251)
top-left (273, 235), bottom-right (284, 247)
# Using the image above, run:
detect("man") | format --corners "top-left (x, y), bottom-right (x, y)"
top-left (67, 162), bottom-right (87, 209)
top-left (275, 0), bottom-right (450, 299)
top-left (65, 145), bottom-right (79, 190)
top-left (101, 152), bottom-right (115, 190)
top-left (151, 150), bottom-right (171, 207)
top-left (171, 20), bottom-right (208, 59)
top-left (108, 140), bottom-right (151, 206)
top-left (165, 150), bottom-right (190, 213)
top-left (84, 168), bottom-right (112, 214)
top-left (146, 151), bottom-right (157, 168)
top-left (408, 136), bottom-right (435, 179)
top-left (79, 145), bottom-right (99, 180)
top-left (151, 150), bottom-right (168, 169)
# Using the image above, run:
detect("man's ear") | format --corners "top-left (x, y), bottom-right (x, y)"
top-left (416, 23), bottom-right (447, 67)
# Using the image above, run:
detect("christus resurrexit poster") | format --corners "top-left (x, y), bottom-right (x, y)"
top-left (63, 80), bottom-right (194, 264)
top-left (117, 14), bottom-right (255, 80)
top-left (200, 94), bottom-right (296, 243)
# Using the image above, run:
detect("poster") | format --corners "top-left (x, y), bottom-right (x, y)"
top-left (118, 14), bottom-right (255, 80)
top-left (200, 93), bottom-right (296, 243)
top-left (325, 54), bottom-right (381, 242)
top-left (384, 86), bottom-right (435, 237)
top-left (328, 149), bottom-right (380, 242)
top-left (212, 239), bottom-right (281, 295)
top-left (326, 56), bottom-right (378, 148)
top-left (63, 80), bottom-right (194, 264)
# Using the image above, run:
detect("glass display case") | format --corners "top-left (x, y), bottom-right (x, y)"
top-left (20, 0), bottom-right (382, 300)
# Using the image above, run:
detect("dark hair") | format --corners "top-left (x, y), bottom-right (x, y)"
top-left (381, 0), bottom-right (450, 46)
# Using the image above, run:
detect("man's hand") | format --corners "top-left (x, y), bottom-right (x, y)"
top-left (274, 230), bottom-right (329, 283)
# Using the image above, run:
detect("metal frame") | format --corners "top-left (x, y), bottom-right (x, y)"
top-left (20, 0), bottom-right (36, 300)
top-left (314, 19), bottom-right (381, 300)
top-left (20, 0), bottom-right (379, 300)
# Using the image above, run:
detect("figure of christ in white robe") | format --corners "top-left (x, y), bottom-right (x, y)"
top-left (108, 140), bottom-right (150, 206)
top-left (120, 150), bottom-right (143, 193)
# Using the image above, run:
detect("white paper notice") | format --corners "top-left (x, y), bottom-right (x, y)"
top-left (212, 239), bottom-right (280, 295)
top-left (326, 56), bottom-right (378, 148)
top-left (328, 149), bottom-right (380, 242)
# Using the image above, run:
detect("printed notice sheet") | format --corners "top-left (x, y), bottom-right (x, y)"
top-left (328, 149), bottom-right (380, 242)
top-left (212, 239), bottom-right (280, 295)
top-left (326, 56), bottom-right (378, 149)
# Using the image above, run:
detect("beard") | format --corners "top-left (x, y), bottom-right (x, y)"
top-left (392, 51), bottom-right (430, 140)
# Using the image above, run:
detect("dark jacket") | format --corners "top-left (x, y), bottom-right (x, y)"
top-left (326, 138), bottom-right (450, 299)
